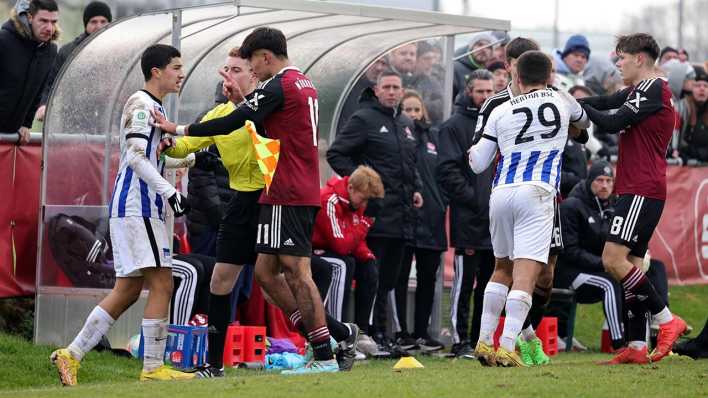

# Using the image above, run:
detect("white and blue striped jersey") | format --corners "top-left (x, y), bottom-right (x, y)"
top-left (109, 90), bottom-right (168, 220)
top-left (481, 88), bottom-right (585, 193)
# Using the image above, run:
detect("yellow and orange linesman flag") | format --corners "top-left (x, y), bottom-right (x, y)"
top-left (246, 121), bottom-right (280, 193)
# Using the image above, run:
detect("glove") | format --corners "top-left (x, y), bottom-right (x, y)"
top-left (194, 151), bottom-right (221, 171)
top-left (168, 192), bottom-right (190, 217)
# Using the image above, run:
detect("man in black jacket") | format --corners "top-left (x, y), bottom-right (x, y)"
top-left (556, 161), bottom-right (625, 349)
top-left (0, 0), bottom-right (59, 144)
top-left (36, 1), bottom-right (112, 121)
top-left (436, 69), bottom-right (495, 357)
top-left (327, 70), bottom-right (423, 349)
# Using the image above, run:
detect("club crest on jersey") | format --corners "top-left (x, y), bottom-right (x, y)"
top-left (626, 92), bottom-right (647, 113)
top-left (246, 93), bottom-right (266, 111)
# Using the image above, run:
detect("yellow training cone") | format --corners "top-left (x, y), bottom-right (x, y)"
top-left (393, 356), bottom-right (424, 370)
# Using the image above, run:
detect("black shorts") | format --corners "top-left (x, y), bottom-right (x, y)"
top-left (216, 190), bottom-right (262, 265)
top-left (255, 204), bottom-right (318, 257)
top-left (606, 194), bottom-right (664, 258)
top-left (549, 195), bottom-right (564, 255)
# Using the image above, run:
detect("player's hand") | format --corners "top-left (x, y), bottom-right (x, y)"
top-left (219, 69), bottom-right (244, 104)
top-left (35, 105), bottom-right (47, 122)
top-left (168, 192), bottom-right (190, 217)
top-left (17, 127), bottom-right (31, 145)
top-left (157, 136), bottom-right (175, 158)
top-left (150, 109), bottom-right (178, 134)
top-left (413, 192), bottom-right (424, 208)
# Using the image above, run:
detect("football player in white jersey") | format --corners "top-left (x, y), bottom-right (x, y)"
top-left (51, 44), bottom-right (193, 385)
top-left (468, 51), bottom-right (589, 366)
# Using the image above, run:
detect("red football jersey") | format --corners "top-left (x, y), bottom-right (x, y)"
top-left (188, 66), bottom-right (321, 206)
top-left (259, 67), bottom-right (321, 206)
top-left (614, 78), bottom-right (674, 200)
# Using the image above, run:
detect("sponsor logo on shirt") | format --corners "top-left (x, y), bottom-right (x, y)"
top-left (246, 93), bottom-right (266, 111)
top-left (283, 238), bottom-right (295, 247)
top-left (625, 92), bottom-right (647, 113)
top-left (588, 216), bottom-right (595, 224)
top-left (379, 126), bottom-right (389, 133)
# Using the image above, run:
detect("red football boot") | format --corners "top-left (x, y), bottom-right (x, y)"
top-left (598, 346), bottom-right (649, 365)
top-left (651, 315), bottom-right (687, 362)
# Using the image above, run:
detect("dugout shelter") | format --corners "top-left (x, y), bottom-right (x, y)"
top-left (35, 0), bottom-right (509, 346)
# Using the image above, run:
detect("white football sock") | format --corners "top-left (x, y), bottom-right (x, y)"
top-left (142, 318), bottom-right (168, 372)
top-left (67, 306), bottom-right (115, 361)
top-left (521, 325), bottom-right (537, 341)
top-left (653, 307), bottom-right (673, 325)
top-left (629, 340), bottom-right (647, 350)
top-left (500, 290), bottom-right (532, 352)
top-left (478, 282), bottom-right (509, 345)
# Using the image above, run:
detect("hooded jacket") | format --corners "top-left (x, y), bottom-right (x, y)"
top-left (327, 87), bottom-right (421, 240)
top-left (411, 120), bottom-right (447, 251)
top-left (312, 176), bottom-right (375, 262)
top-left (557, 178), bottom-right (613, 285)
top-left (436, 94), bottom-right (494, 249)
top-left (452, 47), bottom-right (484, 101)
top-left (0, 9), bottom-right (58, 132)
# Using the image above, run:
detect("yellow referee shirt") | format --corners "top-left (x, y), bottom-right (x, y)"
top-left (165, 102), bottom-right (264, 192)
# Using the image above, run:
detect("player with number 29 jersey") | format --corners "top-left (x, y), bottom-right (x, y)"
top-left (477, 88), bottom-right (586, 194)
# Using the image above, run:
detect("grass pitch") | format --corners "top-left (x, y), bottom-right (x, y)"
top-left (1, 285), bottom-right (706, 397)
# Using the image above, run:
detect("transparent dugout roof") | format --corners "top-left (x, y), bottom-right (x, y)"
top-left (37, 0), bottom-right (508, 289)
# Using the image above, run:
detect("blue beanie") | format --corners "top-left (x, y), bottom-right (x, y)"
top-left (562, 35), bottom-right (590, 59)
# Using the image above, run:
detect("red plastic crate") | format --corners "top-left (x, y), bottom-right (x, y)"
top-left (493, 316), bottom-right (558, 356)
top-left (223, 325), bottom-right (267, 367)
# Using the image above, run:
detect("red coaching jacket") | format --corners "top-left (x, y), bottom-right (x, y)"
top-left (312, 176), bottom-right (375, 262)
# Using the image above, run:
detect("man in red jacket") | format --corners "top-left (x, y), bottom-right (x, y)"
top-left (312, 166), bottom-right (384, 356)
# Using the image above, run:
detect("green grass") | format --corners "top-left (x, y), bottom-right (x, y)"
top-left (1, 285), bottom-right (707, 397)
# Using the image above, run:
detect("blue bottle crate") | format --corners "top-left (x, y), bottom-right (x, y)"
top-left (164, 325), bottom-right (208, 371)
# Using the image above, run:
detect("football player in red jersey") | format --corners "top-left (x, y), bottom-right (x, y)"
top-left (579, 33), bottom-right (687, 364)
top-left (154, 27), bottom-right (355, 374)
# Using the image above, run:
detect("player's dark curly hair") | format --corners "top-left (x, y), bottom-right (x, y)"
top-left (516, 50), bottom-right (552, 87)
top-left (616, 33), bottom-right (659, 60)
top-left (505, 37), bottom-right (540, 62)
top-left (140, 44), bottom-right (181, 81)
top-left (239, 27), bottom-right (288, 59)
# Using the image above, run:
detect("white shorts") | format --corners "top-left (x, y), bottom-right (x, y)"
top-left (489, 184), bottom-right (555, 264)
top-left (110, 217), bottom-right (172, 277)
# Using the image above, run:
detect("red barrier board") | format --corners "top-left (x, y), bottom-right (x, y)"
top-left (0, 141), bottom-right (706, 298)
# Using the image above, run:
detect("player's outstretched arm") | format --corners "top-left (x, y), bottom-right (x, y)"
top-left (577, 87), bottom-right (631, 111)
top-left (582, 80), bottom-right (664, 134)
top-left (468, 136), bottom-right (497, 174)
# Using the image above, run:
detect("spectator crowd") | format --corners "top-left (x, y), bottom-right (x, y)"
top-left (2, 0), bottom-right (707, 361)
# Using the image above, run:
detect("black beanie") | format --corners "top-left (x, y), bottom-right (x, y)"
top-left (587, 160), bottom-right (614, 184)
top-left (83, 1), bottom-right (112, 28)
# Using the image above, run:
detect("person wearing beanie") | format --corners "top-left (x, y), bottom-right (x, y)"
top-left (553, 34), bottom-right (590, 88)
top-left (452, 32), bottom-right (496, 99)
top-left (555, 161), bottom-right (626, 351)
top-left (36, 1), bottom-right (112, 120)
